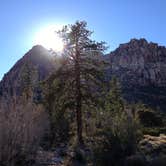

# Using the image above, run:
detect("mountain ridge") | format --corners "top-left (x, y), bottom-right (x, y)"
top-left (107, 38), bottom-right (166, 86)
top-left (1, 38), bottom-right (166, 111)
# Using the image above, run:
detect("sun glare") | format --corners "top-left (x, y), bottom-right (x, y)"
top-left (34, 25), bottom-right (64, 52)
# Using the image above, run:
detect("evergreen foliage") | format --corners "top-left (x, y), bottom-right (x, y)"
top-left (92, 77), bottom-right (142, 166)
top-left (44, 21), bottom-right (107, 145)
top-left (104, 77), bottom-right (124, 113)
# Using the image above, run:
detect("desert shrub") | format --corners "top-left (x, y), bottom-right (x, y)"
top-left (132, 104), bottom-right (165, 128)
top-left (132, 104), bottom-right (166, 136)
top-left (92, 111), bottom-right (142, 166)
top-left (138, 109), bottom-right (163, 127)
top-left (0, 100), bottom-right (49, 166)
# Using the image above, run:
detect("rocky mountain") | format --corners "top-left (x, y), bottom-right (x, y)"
top-left (106, 38), bottom-right (166, 111)
top-left (1, 38), bottom-right (166, 111)
top-left (108, 38), bottom-right (166, 86)
top-left (0, 45), bottom-right (55, 103)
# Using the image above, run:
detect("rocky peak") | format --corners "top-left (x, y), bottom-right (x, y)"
top-left (119, 38), bottom-right (148, 49)
top-left (109, 38), bottom-right (166, 86)
top-left (105, 39), bottom-right (166, 111)
top-left (0, 45), bottom-right (55, 99)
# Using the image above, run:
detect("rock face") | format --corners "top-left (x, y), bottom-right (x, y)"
top-left (108, 38), bottom-right (166, 86)
top-left (139, 134), bottom-right (166, 162)
top-left (0, 45), bottom-right (55, 103)
top-left (106, 38), bottom-right (166, 111)
top-left (125, 134), bottom-right (166, 166)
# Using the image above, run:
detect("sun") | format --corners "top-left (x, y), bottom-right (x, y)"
top-left (34, 25), bottom-right (64, 52)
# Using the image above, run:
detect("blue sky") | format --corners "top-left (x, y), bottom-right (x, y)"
top-left (0, 0), bottom-right (166, 80)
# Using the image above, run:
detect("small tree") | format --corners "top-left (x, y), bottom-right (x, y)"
top-left (93, 78), bottom-right (142, 166)
top-left (104, 77), bottom-right (124, 114)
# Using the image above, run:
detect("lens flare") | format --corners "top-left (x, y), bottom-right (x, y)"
top-left (34, 25), bottom-right (64, 52)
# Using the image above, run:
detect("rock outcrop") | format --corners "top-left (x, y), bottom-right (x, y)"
top-left (108, 38), bottom-right (166, 86)
top-left (139, 134), bottom-right (166, 162)
top-left (106, 39), bottom-right (166, 111)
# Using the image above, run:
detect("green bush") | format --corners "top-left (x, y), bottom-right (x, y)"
top-left (133, 104), bottom-right (165, 128)
top-left (138, 109), bottom-right (163, 127)
top-left (92, 111), bottom-right (142, 166)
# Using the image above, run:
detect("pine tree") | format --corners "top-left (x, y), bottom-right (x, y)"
top-left (104, 77), bottom-right (124, 114)
top-left (45, 21), bottom-right (107, 145)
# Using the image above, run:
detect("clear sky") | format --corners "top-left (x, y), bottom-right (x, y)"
top-left (0, 0), bottom-right (166, 80)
